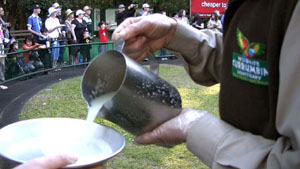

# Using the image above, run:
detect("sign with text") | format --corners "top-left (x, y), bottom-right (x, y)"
top-left (190, 0), bottom-right (228, 17)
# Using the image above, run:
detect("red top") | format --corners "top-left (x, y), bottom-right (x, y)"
top-left (22, 44), bottom-right (39, 63)
top-left (98, 28), bottom-right (108, 42)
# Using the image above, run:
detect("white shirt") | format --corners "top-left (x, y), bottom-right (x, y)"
top-left (45, 17), bottom-right (61, 39)
top-left (83, 14), bottom-right (92, 24)
top-left (176, 17), bottom-right (189, 25)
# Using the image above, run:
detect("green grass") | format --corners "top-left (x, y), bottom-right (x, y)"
top-left (20, 64), bottom-right (220, 169)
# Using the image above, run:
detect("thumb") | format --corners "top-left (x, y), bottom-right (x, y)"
top-left (15, 154), bottom-right (77, 169)
top-left (37, 154), bottom-right (78, 169)
top-left (135, 128), bottom-right (163, 145)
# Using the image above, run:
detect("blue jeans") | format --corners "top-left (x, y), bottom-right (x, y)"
top-left (51, 41), bottom-right (60, 61)
top-left (58, 41), bottom-right (65, 64)
top-left (98, 44), bottom-right (107, 54)
top-left (160, 48), bottom-right (167, 56)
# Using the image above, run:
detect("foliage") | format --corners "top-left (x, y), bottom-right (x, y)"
top-left (20, 64), bottom-right (220, 169)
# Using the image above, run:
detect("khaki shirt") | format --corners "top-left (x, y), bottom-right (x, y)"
top-left (166, 1), bottom-right (300, 169)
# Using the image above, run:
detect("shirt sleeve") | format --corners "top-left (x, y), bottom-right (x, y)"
top-left (166, 22), bottom-right (223, 86)
top-left (207, 20), bottom-right (213, 29)
top-left (116, 12), bottom-right (124, 20)
top-left (23, 44), bottom-right (36, 50)
top-left (45, 19), bottom-right (52, 30)
top-left (184, 2), bottom-right (300, 169)
top-left (27, 17), bottom-right (32, 28)
top-left (126, 8), bottom-right (136, 17)
top-left (217, 20), bottom-right (223, 31)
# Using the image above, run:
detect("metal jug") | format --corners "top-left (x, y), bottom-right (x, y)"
top-left (81, 38), bottom-right (182, 135)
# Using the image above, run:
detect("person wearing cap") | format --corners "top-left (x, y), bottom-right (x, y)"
top-left (45, 7), bottom-right (64, 68)
top-left (98, 21), bottom-right (112, 54)
top-left (137, 3), bottom-right (151, 17)
top-left (27, 4), bottom-right (42, 38)
top-left (83, 6), bottom-right (92, 34)
top-left (116, 3), bottom-right (137, 26)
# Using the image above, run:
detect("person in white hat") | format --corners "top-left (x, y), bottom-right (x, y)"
top-left (137, 3), bottom-right (151, 16)
top-left (45, 7), bottom-right (64, 68)
top-left (52, 2), bottom-right (66, 66)
top-left (71, 9), bottom-right (86, 43)
top-left (83, 6), bottom-right (92, 34)
top-left (70, 9), bottom-right (90, 63)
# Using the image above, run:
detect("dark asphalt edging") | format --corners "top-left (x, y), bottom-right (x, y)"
top-left (0, 65), bottom-right (87, 128)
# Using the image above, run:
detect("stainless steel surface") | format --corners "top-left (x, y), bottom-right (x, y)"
top-left (0, 118), bottom-right (125, 168)
top-left (115, 37), bottom-right (159, 75)
top-left (147, 52), bottom-right (159, 75)
top-left (115, 37), bottom-right (125, 52)
top-left (81, 50), bottom-right (182, 135)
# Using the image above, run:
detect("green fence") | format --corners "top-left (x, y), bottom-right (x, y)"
top-left (1, 42), bottom-right (114, 84)
top-left (0, 41), bottom-right (175, 85)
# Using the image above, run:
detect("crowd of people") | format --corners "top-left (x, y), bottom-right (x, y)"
top-left (26, 3), bottom-right (95, 68)
top-left (0, 2), bottom-right (225, 83)
top-left (2, 0), bottom-right (300, 169)
top-left (0, 3), bottom-right (98, 81)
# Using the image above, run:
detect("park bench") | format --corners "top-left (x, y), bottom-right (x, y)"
top-left (10, 30), bottom-right (32, 42)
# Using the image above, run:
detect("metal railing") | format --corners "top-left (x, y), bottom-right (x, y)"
top-left (0, 42), bottom-right (175, 85)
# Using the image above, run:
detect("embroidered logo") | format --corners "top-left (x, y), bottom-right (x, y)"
top-left (236, 28), bottom-right (265, 59)
top-left (232, 28), bottom-right (269, 85)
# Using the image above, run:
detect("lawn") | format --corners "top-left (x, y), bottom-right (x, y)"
top-left (20, 64), bottom-right (220, 169)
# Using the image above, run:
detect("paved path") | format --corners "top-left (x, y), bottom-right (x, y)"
top-left (0, 66), bottom-right (86, 128)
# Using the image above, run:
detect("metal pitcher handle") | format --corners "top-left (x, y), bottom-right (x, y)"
top-left (115, 37), bottom-right (159, 75)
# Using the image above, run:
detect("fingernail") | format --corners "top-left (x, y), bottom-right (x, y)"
top-left (135, 137), bottom-right (144, 145)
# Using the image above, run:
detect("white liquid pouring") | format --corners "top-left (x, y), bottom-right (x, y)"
top-left (41, 93), bottom-right (117, 166)
top-left (86, 92), bottom-right (116, 122)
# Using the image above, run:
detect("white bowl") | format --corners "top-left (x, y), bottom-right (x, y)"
top-left (0, 118), bottom-right (125, 168)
